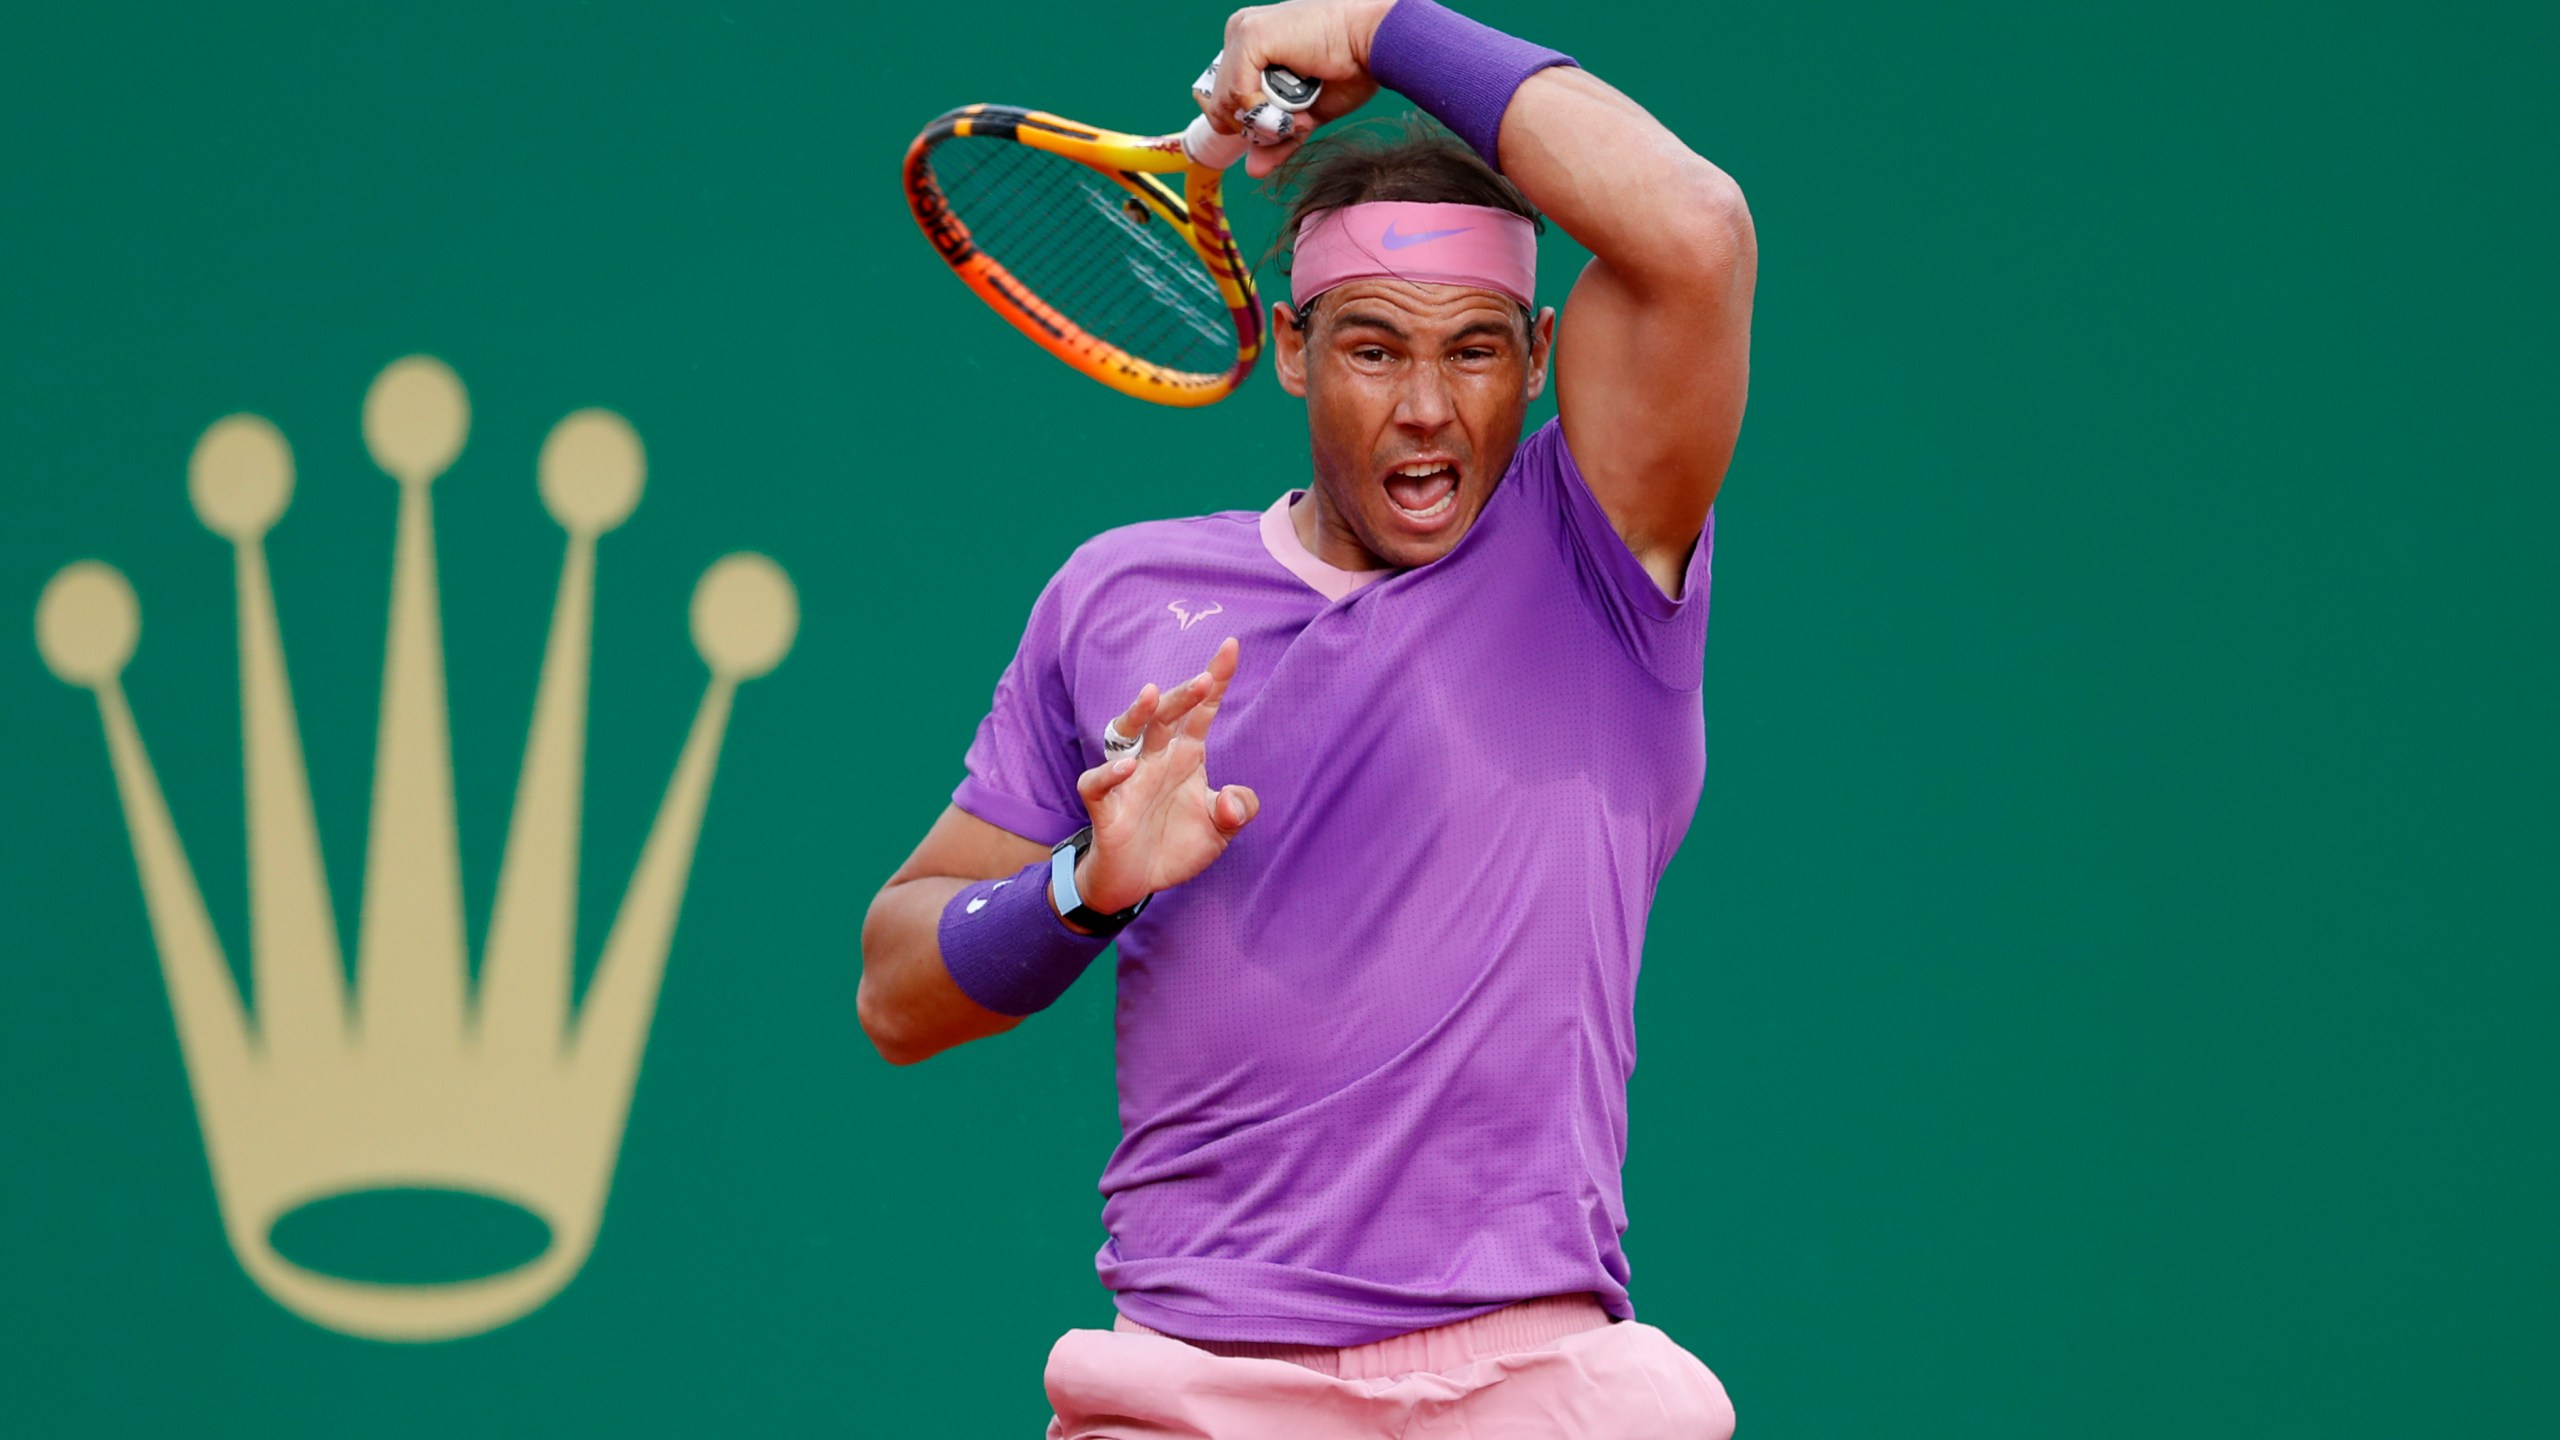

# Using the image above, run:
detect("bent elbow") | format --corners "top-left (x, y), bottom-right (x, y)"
top-left (853, 976), bottom-right (894, 1060)
top-left (856, 980), bottom-right (932, 1067)
top-left (1679, 167), bottom-right (1755, 279)
top-left (1621, 164), bottom-right (1754, 299)
top-left (854, 928), bottom-right (933, 1068)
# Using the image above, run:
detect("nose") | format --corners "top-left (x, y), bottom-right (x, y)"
top-left (1393, 362), bottom-right (1456, 433)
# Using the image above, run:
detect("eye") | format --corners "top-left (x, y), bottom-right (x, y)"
top-left (1352, 346), bottom-right (1393, 364)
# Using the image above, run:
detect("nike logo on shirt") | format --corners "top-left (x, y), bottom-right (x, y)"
top-left (1380, 221), bottom-right (1473, 250)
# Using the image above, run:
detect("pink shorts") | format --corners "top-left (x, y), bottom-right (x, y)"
top-left (1043, 1293), bottom-right (1736, 1439)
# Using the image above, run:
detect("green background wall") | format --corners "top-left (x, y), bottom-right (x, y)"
top-left (4, 1), bottom-right (2551, 1434)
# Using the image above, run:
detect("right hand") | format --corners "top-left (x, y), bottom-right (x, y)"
top-left (1070, 637), bottom-right (1260, 918)
top-left (1199, 0), bottom-right (1393, 178)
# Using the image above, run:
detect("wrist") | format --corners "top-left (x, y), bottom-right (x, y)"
top-left (940, 861), bottom-right (1110, 1017)
top-left (1073, 850), bottom-right (1145, 920)
top-left (1347, 0), bottom-right (1401, 70)
top-left (1050, 826), bottom-right (1148, 935)
top-left (1364, 0), bottom-right (1578, 171)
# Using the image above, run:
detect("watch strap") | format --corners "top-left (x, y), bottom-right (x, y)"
top-left (1050, 826), bottom-right (1146, 935)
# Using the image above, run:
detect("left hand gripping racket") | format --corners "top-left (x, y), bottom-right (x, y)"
top-left (902, 66), bottom-right (1316, 407)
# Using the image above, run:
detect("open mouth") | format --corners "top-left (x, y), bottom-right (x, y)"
top-left (1384, 460), bottom-right (1460, 526)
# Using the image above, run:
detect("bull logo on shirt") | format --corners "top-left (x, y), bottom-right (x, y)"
top-left (1167, 599), bottom-right (1224, 630)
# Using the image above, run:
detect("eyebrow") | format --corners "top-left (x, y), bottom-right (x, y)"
top-left (1329, 313), bottom-right (1520, 345)
top-left (1329, 311), bottom-right (1410, 341)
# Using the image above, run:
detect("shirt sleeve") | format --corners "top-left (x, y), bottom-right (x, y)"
top-left (1518, 418), bottom-right (1715, 691)
top-left (952, 562), bottom-right (1092, 845)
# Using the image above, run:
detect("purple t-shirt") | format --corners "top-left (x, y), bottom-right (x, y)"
top-left (955, 419), bottom-right (1713, 1346)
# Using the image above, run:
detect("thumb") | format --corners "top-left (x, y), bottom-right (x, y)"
top-left (1212, 784), bottom-right (1260, 835)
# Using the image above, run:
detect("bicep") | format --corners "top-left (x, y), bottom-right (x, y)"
top-left (887, 804), bottom-right (1052, 889)
top-left (1553, 191), bottom-right (1755, 586)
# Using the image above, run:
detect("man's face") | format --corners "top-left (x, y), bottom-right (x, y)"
top-left (1275, 278), bottom-right (1555, 570)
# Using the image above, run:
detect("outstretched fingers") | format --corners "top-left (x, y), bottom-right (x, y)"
top-left (1146, 673), bottom-right (1208, 754)
top-left (1138, 640), bottom-right (1243, 768)
top-left (1184, 637), bottom-right (1242, 741)
top-left (1078, 753), bottom-right (1141, 809)
top-left (1112, 682), bottom-right (1160, 744)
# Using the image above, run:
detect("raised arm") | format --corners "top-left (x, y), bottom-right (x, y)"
top-left (1207, 0), bottom-right (1754, 595)
top-left (1505, 66), bottom-right (1753, 592)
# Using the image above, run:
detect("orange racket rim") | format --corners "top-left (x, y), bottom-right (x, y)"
top-left (904, 105), bottom-right (1264, 408)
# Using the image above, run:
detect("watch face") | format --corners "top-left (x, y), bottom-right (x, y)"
top-left (1051, 825), bottom-right (1141, 931)
top-left (1265, 66), bottom-right (1320, 109)
top-left (1051, 830), bottom-right (1087, 907)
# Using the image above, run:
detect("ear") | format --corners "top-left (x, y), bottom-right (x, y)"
top-left (1523, 306), bottom-right (1557, 402)
top-left (1274, 302), bottom-right (1310, 398)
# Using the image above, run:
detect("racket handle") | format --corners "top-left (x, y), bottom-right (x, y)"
top-left (1183, 113), bottom-right (1251, 169)
top-left (1190, 53), bottom-right (1324, 151)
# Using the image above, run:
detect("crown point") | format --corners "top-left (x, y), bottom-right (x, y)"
top-left (690, 553), bottom-right (796, 681)
top-left (188, 414), bottom-right (295, 541)
top-left (36, 561), bottom-right (140, 687)
top-left (538, 409), bottom-right (645, 535)
top-left (363, 355), bottom-right (470, 486)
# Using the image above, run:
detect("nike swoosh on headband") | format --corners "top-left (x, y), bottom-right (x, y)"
top-left (1293, 202), bottom-right (1539, 308)
top-left (1380, 221), bottom-right (1475, 250)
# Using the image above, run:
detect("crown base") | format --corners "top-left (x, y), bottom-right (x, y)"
top-left (232, 1214), bottom-right (592, 1342)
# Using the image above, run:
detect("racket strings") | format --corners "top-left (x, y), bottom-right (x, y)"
top-left (947, 145), bottom-right (1229, 364)
top-left (930, 139), bottom-right (1236, 376)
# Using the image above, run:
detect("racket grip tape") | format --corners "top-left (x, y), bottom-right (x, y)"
top-left (1182, 114), bottom-right (1251, 169)
top-left (1190, 53), bottom-right (1324, 151)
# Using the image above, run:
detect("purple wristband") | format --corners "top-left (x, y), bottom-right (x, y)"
top-left (937, 859), bottom-right (1111, 1017)
top-left (1366, 0), bottom-right (1578, 172)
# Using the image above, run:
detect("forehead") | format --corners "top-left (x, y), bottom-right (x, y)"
top-left (1316, 278), bottom-right (1523, 335)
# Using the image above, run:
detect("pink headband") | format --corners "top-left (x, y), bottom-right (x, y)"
top-left (1290, 201), bottom-right (1538, 310)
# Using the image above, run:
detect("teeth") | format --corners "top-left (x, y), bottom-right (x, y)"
top-left (1395, 462), bottom-right (1449, 477)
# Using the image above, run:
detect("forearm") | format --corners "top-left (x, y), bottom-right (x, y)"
top-left (1354, 0), bottom-right (1749, 294)
top-left (857, 876), bottom-right (1022, 1065)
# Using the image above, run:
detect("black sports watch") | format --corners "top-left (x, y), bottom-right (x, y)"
top-left (1049, 826), bottom-right (1148, 937)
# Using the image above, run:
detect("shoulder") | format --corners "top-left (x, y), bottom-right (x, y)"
top-left (1487, 416), bottom-right (1716, 689)
top-left (1044, 507), bottom-right (1266, 611)
top-left (1514, 414), bottom-right (1571, 473)
top-left (1482, 417), bottom-right (1583, 536)
top-left (1061, 507), bottom-right (1262, 576)
top-left (1504, 416), bottom-right (1618, 522)
top-left (1508, 417), bottom-right (1708, 603)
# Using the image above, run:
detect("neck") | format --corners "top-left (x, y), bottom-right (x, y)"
top-left (1293, 482), bottom-right (1393, 573)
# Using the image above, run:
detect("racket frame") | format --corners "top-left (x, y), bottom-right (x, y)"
top-left (904, 105), bottom-right (1264, 408)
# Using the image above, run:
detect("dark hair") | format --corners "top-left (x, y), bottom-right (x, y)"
top-left (1264, 113), bottom-right (1544, 330)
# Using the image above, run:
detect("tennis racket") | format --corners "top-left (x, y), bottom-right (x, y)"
top-left (902, 64), bottom-right (1318, 407)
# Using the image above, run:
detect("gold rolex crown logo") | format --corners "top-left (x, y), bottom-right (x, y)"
top-left (34, 356), bottom-right (796, 1342)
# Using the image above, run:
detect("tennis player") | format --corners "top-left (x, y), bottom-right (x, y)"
top-left (861, 1), bottom-right (1753, 1432)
